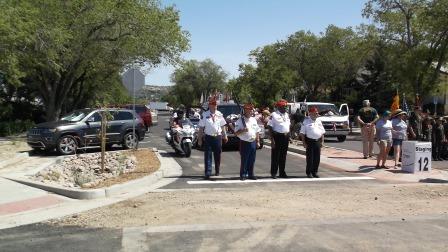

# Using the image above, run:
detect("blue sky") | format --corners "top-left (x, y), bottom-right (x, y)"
top-left (146, 0), bottom-right (369, 86)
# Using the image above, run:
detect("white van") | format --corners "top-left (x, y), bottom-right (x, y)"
top-left (289, 102), bottom-right (350, 142)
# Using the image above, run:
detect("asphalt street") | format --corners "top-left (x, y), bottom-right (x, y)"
top-left (142, 115), bottom-right (379, 189)
top-left (1, 115), bottom-right (447, 252)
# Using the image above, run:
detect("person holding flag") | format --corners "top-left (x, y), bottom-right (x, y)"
top-left (390, 91), bottom-right (400, 112)
top-left (234, 103), bottom-right (261, 180)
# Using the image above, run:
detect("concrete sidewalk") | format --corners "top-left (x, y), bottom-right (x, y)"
top-left (267, 140), bottom-right (448, 183)
top-left (0, 150), bottom-right (182, 230)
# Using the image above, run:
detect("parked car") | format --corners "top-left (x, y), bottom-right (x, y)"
top-left (27, 108), bottom-right (146, 155)
top-left (123, 104), bottom-right (152, 131)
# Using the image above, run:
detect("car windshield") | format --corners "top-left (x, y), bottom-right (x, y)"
top-left (313, 104), bottom-right (339, 116)
top-left (60, 110), bottom-right (91, 122)
top-left (218, 105), bottom-right (242, 118)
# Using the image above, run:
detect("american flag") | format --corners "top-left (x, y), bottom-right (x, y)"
top-left (402, 93), bottom-right (410, 114)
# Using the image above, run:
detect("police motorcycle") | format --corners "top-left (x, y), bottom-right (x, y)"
top-left (165, 112), bottom-right (195, 157)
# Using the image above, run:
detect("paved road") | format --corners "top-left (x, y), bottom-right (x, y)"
top-left (2, 215), bottom-right (448, 251)
top-left (2, 115), bottom-right (447, 251)
top-left (141, 115), bottom-right (378, 189)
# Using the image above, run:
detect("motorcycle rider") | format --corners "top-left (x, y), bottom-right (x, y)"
top-left (171, 106), bottom-right (186, 144)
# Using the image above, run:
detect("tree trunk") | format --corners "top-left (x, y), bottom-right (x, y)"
top-left (45, 94), bottom-right (62, 122)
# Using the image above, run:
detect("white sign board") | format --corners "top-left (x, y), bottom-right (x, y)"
top-left (401, 141), bottom-right (432, 173)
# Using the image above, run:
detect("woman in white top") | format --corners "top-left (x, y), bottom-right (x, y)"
top-left (375, 110), bottom-right (393, 168)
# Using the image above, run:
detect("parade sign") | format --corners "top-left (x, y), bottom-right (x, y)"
top-left (401, 141), bottom-right (432, 173)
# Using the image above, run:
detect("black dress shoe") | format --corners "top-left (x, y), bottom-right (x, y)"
top-left (307, 174), bottom-right (313, 178)
top-left (215, 172), bottom-right (220, 176)
top-left (312, 173), bottom-right (319, 178)
top-left (271, 175), bottom-right (277, 179)
top-left (240, 177), bottom-right (246, 181)
top-left (248, 176), bottom-right (257, 180)
top-left (279, 174), bottom-right (288, 178)
top-left (204, 176), bottom-right (210, 180)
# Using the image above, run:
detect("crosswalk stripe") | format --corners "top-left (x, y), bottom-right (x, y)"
top-left (187, 176), bottom-right (375, 185)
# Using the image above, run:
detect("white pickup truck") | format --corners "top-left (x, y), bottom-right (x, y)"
top-left (289, 102), bottom-right (350, 142)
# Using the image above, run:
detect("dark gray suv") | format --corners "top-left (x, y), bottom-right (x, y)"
top-left (27, 108), bottom-right (146, 155)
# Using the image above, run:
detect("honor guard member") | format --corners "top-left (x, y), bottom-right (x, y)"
top-left (300, 106), bottom-right (325, 178)
top-left (198, 97), bottom-right (228, 180)
top-left (268, 99), bottom-right (291, 179)
top-left (235, 103), bottom-right (261, 180)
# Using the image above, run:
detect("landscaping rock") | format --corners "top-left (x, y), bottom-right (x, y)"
top-left (31, 151), bottom-right (137, 188)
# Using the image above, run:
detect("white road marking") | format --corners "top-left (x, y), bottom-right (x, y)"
top-left (187, 176), bottom-right (374, 185)
top-left (139, 141), bottom-right (151, 144)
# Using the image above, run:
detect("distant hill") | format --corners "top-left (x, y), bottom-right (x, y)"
top-left (136, 85), bottom-right (172, 101)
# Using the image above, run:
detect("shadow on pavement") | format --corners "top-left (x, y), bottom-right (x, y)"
top-left (327, 156), bottom-right (365, 160)
top-left (418, 178), bottom-right (448, 183)
top-left (386, 169), bottom-right (410, 174)
top-left (346, 165), bottom-right (376, 173)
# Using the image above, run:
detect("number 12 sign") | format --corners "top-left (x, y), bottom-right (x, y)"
top-left (402, 141), bottom-right (432, 173)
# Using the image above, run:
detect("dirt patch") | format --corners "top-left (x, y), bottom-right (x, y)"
top-left (0, 138), bottom-right (30, 161)
top-left (88, 149), bottom-right (160, 189)
top-left (50, 183), bottom-right (448, 228)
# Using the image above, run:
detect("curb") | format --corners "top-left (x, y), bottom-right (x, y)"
top-left (2, 148), bottom-right (170, 200)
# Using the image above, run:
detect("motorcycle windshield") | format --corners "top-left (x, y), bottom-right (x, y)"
top-left (180, 119), bottom-right (193, 128)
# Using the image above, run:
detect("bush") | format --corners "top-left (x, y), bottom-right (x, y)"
top-left (0, 120), bottom-right (34, 137)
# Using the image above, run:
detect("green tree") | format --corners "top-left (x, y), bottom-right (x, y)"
top-left (0, 0), bottom-right (189, 121)
top-left (232, 25), bottom-right (368, 106)
top-left (170, 59), bottom-right (227, 107)
top-left (363, 0), bottom-right (448, 98)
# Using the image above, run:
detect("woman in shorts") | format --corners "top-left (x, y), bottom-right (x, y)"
top-left (391, 110), bottom-right (408, 168)
top-left (375, 111), bottom-right (393, 168)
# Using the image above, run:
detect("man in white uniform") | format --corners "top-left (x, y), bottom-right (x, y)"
top-left (235, 103), bottom-right (261, 180)
top-left (268, 99), bottom-right (291, 179)
top-left (300, 107), bottom-right (326, 178)
top-left (198, 97), bottom-right (228, 180)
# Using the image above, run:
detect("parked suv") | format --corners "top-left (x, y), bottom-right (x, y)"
top-left (123, 104), bottom-right (152, 131)
top-left (27, 108), bottom-right (146, 155)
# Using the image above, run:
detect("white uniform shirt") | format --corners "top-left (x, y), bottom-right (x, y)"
top-left (300, 117), bottom-right (325, 140)
top-left (235, 116), bottom-right (260, 142)
top-left (267, 111), bottom-right (290, 133)
top-left (198, 110), bottom-right (227, 136)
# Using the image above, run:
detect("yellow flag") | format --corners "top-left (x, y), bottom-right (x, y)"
top-left (391, 93), bottom-right (400, 112)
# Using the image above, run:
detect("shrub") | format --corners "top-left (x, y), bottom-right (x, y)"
top-left (0, 120), bottom-right (34, 137)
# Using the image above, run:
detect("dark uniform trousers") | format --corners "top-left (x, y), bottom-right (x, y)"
top-left (305, 137), bottom-right (321, 175)
top-left (239, 140), bottom-right (256, 178)
top-left (204, 134), bottom-right (222, 176)
top-left (271, 132), bottom-right (289, 177)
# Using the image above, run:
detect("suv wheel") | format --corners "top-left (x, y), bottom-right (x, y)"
top-left (337, 135), bottom-right (347, 142)
top-left (123, 132), bottom-right (138, 149)
top-left (57, 135), bottom-right (78, 155)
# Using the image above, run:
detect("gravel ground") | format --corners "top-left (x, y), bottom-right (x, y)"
top-left (50, 183), bottom-right (448, 228)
